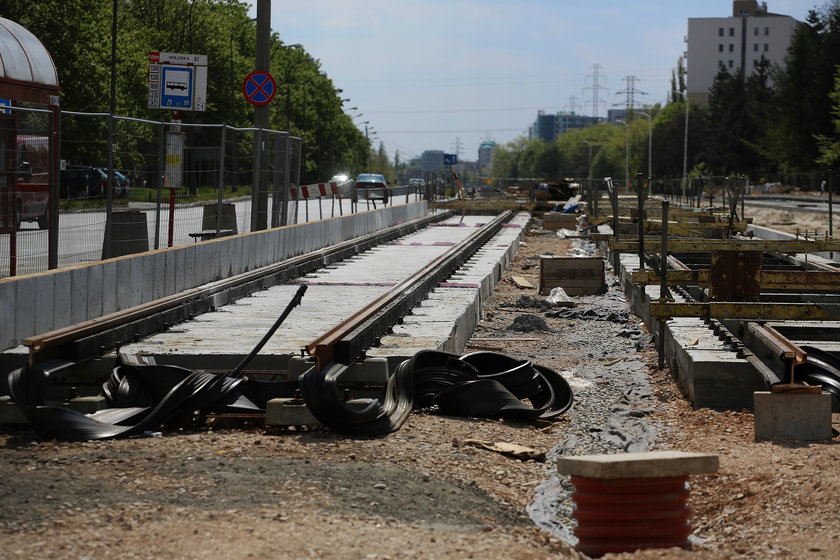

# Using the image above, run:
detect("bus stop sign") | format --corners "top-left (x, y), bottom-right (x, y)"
top-left (242, 70), bottom-right (277, 106)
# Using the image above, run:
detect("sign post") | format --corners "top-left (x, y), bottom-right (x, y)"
top-left (241, 70), bottom-right (277, 106)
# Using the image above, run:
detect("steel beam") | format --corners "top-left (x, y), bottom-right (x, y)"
top-left (649, 301), bottom-right (840, 321)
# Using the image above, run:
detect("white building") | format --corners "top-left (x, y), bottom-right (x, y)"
top-left (686, 1), bottom-right (800, 104)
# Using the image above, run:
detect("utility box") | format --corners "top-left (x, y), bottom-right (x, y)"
top-left (539, 256), bottom-right (605, 296)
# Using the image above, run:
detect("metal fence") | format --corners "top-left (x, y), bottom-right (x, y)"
top-left (1, 108), bottom-right (311, 277)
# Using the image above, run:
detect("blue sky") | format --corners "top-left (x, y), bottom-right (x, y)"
top-left (252, 0), bottom-right (816, 165)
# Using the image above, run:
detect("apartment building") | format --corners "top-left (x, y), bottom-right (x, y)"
top-left (686, 1), bottom-right (800, 104)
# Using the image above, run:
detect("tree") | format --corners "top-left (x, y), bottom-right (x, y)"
top-left (817, 67), bottom-right (840, 166)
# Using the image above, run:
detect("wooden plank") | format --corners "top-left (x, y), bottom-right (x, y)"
top-left (539, 256), bottom-right (605, 295)
top-left (511, 275), bottom-right (535, 289)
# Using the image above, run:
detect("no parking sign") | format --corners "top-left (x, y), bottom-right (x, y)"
top-left (242, 70), bottom-right (277, 106)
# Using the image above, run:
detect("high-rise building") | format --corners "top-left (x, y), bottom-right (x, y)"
top-left (421, 150), bottom-right (445, 174)
top-left (529, 111), bottom-right (601, 142)
top-left (478, 140), bottom-right (496, 171)
top-left (686, 1), bottom-right (801, 105)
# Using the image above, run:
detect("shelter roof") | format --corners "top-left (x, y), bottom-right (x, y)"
top-left (0, 17), bottom-right (59, 88)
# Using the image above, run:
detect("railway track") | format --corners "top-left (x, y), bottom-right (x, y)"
top-left (7, 209), bottom-right (575, 439)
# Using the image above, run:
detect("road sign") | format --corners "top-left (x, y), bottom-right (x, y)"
top-left (0, 99), bottom-right (9, 115)
top-left (444, 153), bottom-right (458, 165)
top-left (148, 51), bottom-right (207, 112)
top-left (160, 65), bottom-right (193, 108)
top-left (242, 70), bottom-right (277, 106)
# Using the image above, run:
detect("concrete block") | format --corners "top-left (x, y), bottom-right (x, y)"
top-left (754, 391), bottom-right (833, 441)
top-left (69, 395), bottom-right (108, 415)
top-left (287, 356), bottom-right (317, 381)
top-left (265, 398), bottom-right (320, 427)
top-left (556, 450), bottom-right (719, 479)
top-left (341, 358), bottom-right (389, 385)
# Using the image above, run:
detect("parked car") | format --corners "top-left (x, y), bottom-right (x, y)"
top-left (353, 173), bottom-right (389, 203)
top-left (97, 168), bottom-right (129, 197)
top-left (60, 165), bottom-right (107, 199)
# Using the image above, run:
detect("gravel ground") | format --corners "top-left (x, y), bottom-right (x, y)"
top-left (1, 211), bottom-right (839, 559)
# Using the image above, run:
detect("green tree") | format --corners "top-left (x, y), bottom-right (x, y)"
top-left (817, 67), bottom-right (840, 166)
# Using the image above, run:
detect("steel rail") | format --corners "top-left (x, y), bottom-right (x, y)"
top-left (306, 211), bottom-right (515, 369)
top-left (22, 210), bottom-right (454, 366)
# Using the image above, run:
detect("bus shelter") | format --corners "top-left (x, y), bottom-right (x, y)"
top-left (0, 17), bottom-right (60, 274)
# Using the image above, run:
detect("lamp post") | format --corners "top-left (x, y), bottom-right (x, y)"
top-left (582, 140), bottom-right (594, 180)
top-left (616, 119), bottom-right (628, 191)
top-left (637, 111), bottom-right (653, 181)
top-left (582, 140), bottom-right (596, 215)
top-left (229, 17), bottom-right (257, 109)
top-left (674, 90), bottom-right (689, 198)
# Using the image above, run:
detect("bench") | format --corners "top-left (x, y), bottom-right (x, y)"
top-left (188, 229), bottom-right (236, 242)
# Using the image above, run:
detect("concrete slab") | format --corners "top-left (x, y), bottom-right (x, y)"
top-left (753, 391), bottom-right (833, 441)
top-left (120, 214), bottom-right (529, 371)
top-left (556, 450), bottom-right (719, 479)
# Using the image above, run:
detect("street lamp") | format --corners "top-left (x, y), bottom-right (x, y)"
top-left (582, 140), bottom-right (594, 180)
top-left (637, 111), bottom-right (653, 181)
top-left (673, 90), bottom-right (689, 198)
top-left (616, 119), bottom-right (629, 190)
top-left (229, 17), bottom-right (257, 108)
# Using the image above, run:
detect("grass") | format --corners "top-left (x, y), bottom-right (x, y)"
top-left (58, 185), bottom-right (253, 210)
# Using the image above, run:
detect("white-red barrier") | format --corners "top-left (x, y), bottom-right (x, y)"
top-left (289, 180), bottom-right (351, 200)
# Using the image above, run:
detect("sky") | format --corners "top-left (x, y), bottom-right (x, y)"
top-left (251, 0), bottom-right (817, 164)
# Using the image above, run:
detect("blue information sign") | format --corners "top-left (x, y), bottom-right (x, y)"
top-left (444, 153), bottom-right (458, 165)
top-left (160, 66), bottom-right (194, 109)
top-left (242, 70), bottom-right (277, 106)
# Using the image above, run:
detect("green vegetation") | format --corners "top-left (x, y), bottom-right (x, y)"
top-left (1, 0), bottom-right (371, 184)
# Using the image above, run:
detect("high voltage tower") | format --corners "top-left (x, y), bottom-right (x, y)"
top-left (565, 95), bottom-right (582, 114)
top-left (583, 63), bottom-right (608, 118)
top-left (616, 75), bottom-right (648, 111)
top-left (451, 136), bottom-right (463, 159)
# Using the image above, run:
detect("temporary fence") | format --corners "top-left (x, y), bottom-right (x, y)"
top-left (1, 106), bottom-right (440, 278)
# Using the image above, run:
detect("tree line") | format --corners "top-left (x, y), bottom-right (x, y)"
top-left (1, 0), bottom-right (371, 184)
top-left (489, 2), bottom-right (840, 191)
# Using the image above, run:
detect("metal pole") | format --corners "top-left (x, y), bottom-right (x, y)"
top-left (281, 133), bottom-right (291, 226)
top-left (681, 92), bottom-right (689, 199)
top-left (636, 172), bottom-right (645, 272)
top-left (216, 125), bottom-right (227, 235)
top-left (103, 0), bottom-right (118, 260)
top-left (253, 0), bottom-right (270, 230)
top-left (48, 102), bottom-right (60, 269)
top-left (250, 128), bottom-right (262, 233)
top-left (271, 133), bottom-right (282, 227)
top-left (828, 170), bottom-right (834, 239)
top-left (154, 121), bottom-right (164, 250)
top-left (658, 200), bottom-right (670, 369)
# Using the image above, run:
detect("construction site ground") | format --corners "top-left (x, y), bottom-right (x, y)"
top-left (1, 201), bottom-right (838, 559)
